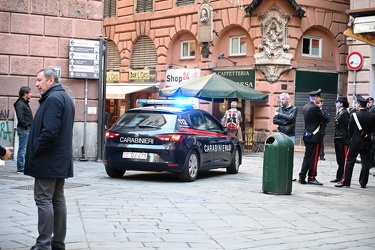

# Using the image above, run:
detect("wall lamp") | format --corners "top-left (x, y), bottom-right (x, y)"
top-left (168, 64), bottom-right (187, 69)
top-left (218, 53), bottom-right (237, 66)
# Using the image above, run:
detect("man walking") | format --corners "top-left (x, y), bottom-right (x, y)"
top-left (331, 96), bottom-right (350, 183)
top-left (335, 95), bottom-right (375, 188)
top-left (299, 89), bottom-right (328, 185)
top-left (273, 92), bottom-right (298, 144)
top-left (25, 67), bottom-right (75, 250)
top-left (222, 101), bottom-right (243, 141)
top-left (14, 86), bottom-right (33, 173)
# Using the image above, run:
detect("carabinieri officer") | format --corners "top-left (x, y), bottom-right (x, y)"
top-left (299, 89), bottom-right (329, 185)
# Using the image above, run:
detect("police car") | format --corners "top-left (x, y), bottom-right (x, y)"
top-left (103, 99), bottom-right (242, 182)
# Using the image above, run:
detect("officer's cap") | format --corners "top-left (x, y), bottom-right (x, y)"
top-left (335, 96), bottom-right (348, 104)
top-left (308, 89), bottom-right (321, 97)
top-left (356, 94), bottom-right (368, 104)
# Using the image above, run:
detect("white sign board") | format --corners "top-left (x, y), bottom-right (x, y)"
top-left (69, 39), bottom-right (100, 79)
top-left (166, 68), bottom-right (201, 87)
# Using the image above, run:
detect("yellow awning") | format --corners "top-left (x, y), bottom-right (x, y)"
top-left (106, 83), bottom-right (159, 99)
top-left (344, 26), bottom-right (375, 46)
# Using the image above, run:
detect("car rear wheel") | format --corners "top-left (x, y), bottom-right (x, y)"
top-left (178, 150), bottom-right (199, 182)
top-left (105, 167), bottom-right (126, 178)
top-left (227, 147), bottom-right (240, 174)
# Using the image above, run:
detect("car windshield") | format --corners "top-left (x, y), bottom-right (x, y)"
top-left (115, 112), bottom-right (177, 129)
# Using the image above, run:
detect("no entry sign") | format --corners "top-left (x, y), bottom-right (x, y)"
top-left (346, 51), bottom-right (363, 71)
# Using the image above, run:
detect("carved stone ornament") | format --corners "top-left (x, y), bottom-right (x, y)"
top-left (254, 6), bottom-right (293, 83)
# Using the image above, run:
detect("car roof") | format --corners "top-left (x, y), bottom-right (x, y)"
top-left (128, 106), bottom-right (194, 114)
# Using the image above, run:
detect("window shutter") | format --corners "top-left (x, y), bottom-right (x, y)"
top-left (104, 0), bottom-right (116, 18)
top-left (130, 37), bottom-right (158, 69)
top-left (176, 0), bottom-right (195, 6)
top-left (107, 41), bottom-right (121, 71)
top-left (136, 0), bottom-right (153, 13)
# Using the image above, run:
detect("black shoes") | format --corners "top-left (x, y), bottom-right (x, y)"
top-left (298, 179), bottom-right (307, 184)
top-left (330, 179), bottom-right (341, 183)
top-left (320, 156), bottom-right (325, 161)
top-left (335, 183), bottom-right (350, 188)
top-left (308, 179), bottom-right (323, 185)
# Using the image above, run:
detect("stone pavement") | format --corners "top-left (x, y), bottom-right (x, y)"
top-left (1, 149), bottom-right (374, 250)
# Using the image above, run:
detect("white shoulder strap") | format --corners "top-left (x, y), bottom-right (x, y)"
top-left (353, 113), bottom-right (362, 130)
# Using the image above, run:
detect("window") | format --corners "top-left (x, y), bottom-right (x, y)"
top-left (181, 40), bottom-right (196, 59)
top-left (230, 36), bottom-right (247, 56)
top-left (136, 0), bottom-right (153, 13)
top-left (302, 36), bottom-right (322, 57)
top-left (104, 0), bottom-right (116, 18)
top-left (176, 0), bottom-right (195, 6)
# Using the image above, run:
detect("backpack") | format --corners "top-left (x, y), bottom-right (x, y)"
top-left (226, 110), bottom-right (239, 131)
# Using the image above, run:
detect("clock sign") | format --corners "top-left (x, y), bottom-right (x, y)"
top-left (346, 51), bottom-right (363, 71)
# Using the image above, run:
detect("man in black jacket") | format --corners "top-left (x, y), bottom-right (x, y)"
top-left (331, 96), bottom-right (350, 183)
top-left (25, 67), bottom-right (75, 250)
top-left (299, 89), bottom-right (329, 185)
top-left (335, 95), bottom-right (375, 188)
top-left (273, 93), bottom-right (298, 144)
top-left (14, 86), bottom-right (33, 173)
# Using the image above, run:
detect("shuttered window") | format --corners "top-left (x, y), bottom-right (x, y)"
top-left (136, 0), bottom-right (153, 13)
top-left (107, 41), bottom-right (121, 71)
top-left (104, 0), bottom-right (117, 18)
top-left (130, 37), bottom-right (158, 69)
top-left (176, 0), bottom-right (195, 6)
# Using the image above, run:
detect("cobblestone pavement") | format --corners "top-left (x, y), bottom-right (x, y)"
top-left (1, 149), bottom-right (374, 250)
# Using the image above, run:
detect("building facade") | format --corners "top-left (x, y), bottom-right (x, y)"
top-left (0, 0), bottom-right (104, 160)
top-left (103, 0), bottom-right (350, 147)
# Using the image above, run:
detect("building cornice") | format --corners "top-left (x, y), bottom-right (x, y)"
top-left (244, 0), bottom-right (305, 17)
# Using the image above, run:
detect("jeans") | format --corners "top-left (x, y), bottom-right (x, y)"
top-left (17, 127), bottom-right (29, 172)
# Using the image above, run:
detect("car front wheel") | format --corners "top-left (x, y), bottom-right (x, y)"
top-left (227, 147), bottom-right (240, 174)
top-left (178, 150), bottom-right (199, 182)
top-left (105, 167), bottom-right (126, 178)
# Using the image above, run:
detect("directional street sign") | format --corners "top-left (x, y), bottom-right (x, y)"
top-left (69, 39), bottom-right (100, 79)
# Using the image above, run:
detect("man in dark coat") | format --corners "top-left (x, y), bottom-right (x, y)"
top-left (299, 89), bottom-right (329, 185)
top-left (331, 96), bottom-right (350, 183)
top-left (335, 95), bottom-right (375, 188)
top-left (25, 67), bottom-right (75, 250)
top-left (273, 92), bottom-right (298, 144)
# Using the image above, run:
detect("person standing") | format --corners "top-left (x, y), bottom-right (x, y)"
top-left (25, 67), bottom-right (75, 250)
top-left (331, 96), bottom-right (350, 183)
top-left (273, 93), bottom-right (298, 144)
top-left (299, 89), bottom-right (328, 185)
top-left (222, 101), bottom-right (243, 141)
top-left (366, 97), bottom-right (375, 171)
top-left (335, 95), bottom-right (375, 188)
top-left (13, 86), bottom-right (33, 173)
top-left (317, 99), bottom-right (330, 160)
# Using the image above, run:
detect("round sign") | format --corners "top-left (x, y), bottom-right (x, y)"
top-left (346, 51), bottom-right (363, 71)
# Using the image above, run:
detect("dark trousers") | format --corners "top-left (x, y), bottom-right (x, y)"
top-left (334, 143), bottom-right (348, 180)
top-left (299, 141), bottom-right (321, 181)
top-left (34, 178), bottom-right (67, 250)
top-left (341, 147), bottom-right (371, 187)
top-left (319, 137), bottom-right (325, 157)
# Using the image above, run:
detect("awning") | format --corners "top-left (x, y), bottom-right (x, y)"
top-left (106, 83), bottom-right (159, 99)
top-left (353, 16), bottom-right (375, 34)
top-left (343, 26), bottom-right (375, 47)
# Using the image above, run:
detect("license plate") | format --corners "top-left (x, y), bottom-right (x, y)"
top-left (122, 152), bottom-right (148, 159)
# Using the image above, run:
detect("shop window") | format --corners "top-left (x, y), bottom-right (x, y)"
top-left (181, 40), bottom-right (196, 59)
top-left (230, 36), bottom-right (247, 56)
top-left (302, 36), bottom-right (322, 58)
top-left (136, 0), bottom-right (153, 13)
top-left (176, 0), bottom-right (195, 6)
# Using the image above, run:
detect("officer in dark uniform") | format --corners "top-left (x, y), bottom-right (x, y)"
top-left (330, 96), bottom-right (350, 183)
top-left (299, 89), bottom-right (329, 185)
top-left (335, 95), bottom-right (375, 188)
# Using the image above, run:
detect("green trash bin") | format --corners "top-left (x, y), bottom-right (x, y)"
top-left (262, 132), bottom-right (294, 194)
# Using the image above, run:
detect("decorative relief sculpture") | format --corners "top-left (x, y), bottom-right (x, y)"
top-left (254, 6), bottom-right (293, 82)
